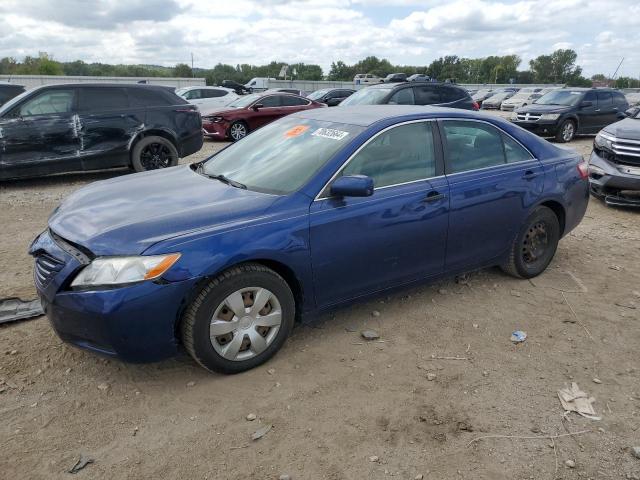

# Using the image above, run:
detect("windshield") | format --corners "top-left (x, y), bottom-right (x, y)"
top-left (307, 89), bottom-right (330, 100)
top-left (175, 87), bottom-right (189, 97)
top-left (0, 88), bottom-right (32, 116)
top-left (202, 116), bottom-right (364, 194)
top-left (535, 90), bottom-right (584, 106)
top-left (227, 93), bottom-right (262, 108)
top-left (340, 87), bottom-right (392, 106)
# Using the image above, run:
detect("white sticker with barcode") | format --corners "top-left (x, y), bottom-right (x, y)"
top-left (311, 128), bottom-right (349, 141)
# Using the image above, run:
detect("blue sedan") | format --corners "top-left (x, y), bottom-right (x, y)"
top-left (30, 106), bottom-right (589, 373)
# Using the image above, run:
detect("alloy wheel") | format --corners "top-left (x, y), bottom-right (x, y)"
top-left (230, 123), bottom-right (247, 141)
top-left (209, 287), bottom-right (282, 361)
top-left (140, 142), bottom-right (174, 170)
top-left (562, 122), bottom-right (575, 142)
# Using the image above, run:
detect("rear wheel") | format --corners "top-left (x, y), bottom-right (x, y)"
top-left (181, 264), bottom-right (295, 374)
top-left (501, 206), bottom-right (560, 278)
top-left (555, 119), bottom-right (576, 143)
top-left (131, 136), bottom-right (179, 172)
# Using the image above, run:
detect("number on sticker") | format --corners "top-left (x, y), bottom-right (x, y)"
top-left (311, 128), bottom-right (350, 141)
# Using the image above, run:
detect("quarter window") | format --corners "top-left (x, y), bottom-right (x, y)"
top-left (18, 89), bottom-right (74, 116)
top-left (389, 88), bottom-right (415, 105)
top-left (340, 122), bottom-right (436, 188)
top-left (443, 121), bottom-right (531, 173)
top-left (281, 96), bottom-right (309, 106)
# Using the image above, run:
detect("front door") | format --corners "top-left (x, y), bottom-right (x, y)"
top-left (0, 87), bottom-right (80, 178)
top-left (309, 121), bottom-right (449, 307)
top-left (440, 119), bottom-right (545, 271)
top-left (248, 95), bottom-right (284, 129)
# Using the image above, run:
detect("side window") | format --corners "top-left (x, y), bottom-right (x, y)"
top-left (613, 92), bottom-right (627, 107)
top-left (440, 87), bottom-right (464, 103)
top-left (389, 88), bottom-right (415, 105)
top-left (341, 122), bottom-right (436, 188)
top-left (128, 88), bottom-right (171, 107)
top-left (502, 133), bottom-right (533, 163)
top-left (281, 96), bottom-right (308, 106)
top-left (206, 89), bottom-right (228, 98)
top-left (18, 89), bottom-right (74, 116)
top-left (443, 121), bottom-right (506, 173)
top-left (597, 91), bottom-right (613, 107)
top-left (260, 95), bottom-right (282, 107)
top-left (583, 91), bottom-right (597, 103)
top-left (413, 85), bottom-right (441, 105)
top-left (78, 87), bottom-right (128, 112)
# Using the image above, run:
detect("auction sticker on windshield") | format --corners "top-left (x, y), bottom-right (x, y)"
top-left (311, 128), bottom-right (350, 141)
top-left (284, 125), bottom-right (310, 138)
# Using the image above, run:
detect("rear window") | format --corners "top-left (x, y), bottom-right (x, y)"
top-left (78, 87), bottom-right (128, 112)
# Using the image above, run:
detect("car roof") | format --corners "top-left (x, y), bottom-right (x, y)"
top-left (30, 83), bottom-right (175, 90)
top-left (366, 81), bottom-right (460, 90)
top-left (292, 104), bottom-right (481, 127)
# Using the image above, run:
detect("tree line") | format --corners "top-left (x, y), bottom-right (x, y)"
top-left (1, 50), bottom-right (638, 88)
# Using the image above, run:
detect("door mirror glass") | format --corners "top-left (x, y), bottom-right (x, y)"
top-left (326, 98), bottom-right (341, 106)
top-left (252, 103), bottom-right (264, 110)
top-left (330, 175), bottom-right (374, 197)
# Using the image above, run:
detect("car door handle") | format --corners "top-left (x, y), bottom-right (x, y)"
top-left (423, 191), bottom-right (445, 203)
top-left (595, 109), bottom-right (601, 112)
top-left (522, 170), bottom-right (538, 180)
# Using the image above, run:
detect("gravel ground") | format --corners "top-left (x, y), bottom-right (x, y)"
top-left (1, 113), bottom-right (639, 480)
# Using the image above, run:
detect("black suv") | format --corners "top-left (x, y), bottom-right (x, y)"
top-left (511, 87), bottom-right (628, 142)
top-left (307, 88), bottom-right (355, 106)
top-left (383, 73), bottom-right (407, 83)
top-left (339, 82), bottom-right (477, 110)
top-left (0, 83), bottom-right (203, 180)
top-left (0, 84), bottom-right (26, 106)
top-left (589, 110), bottom-right (640, 207)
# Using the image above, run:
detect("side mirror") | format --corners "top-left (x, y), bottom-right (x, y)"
top-left (330, 175), bottom-right (374, 198)
top-left (252, 103), bottom-right (264, 111)
top-left (326, 98), bottom-right (341, 107)
top-left (580, 101), bottom-right (593, 108)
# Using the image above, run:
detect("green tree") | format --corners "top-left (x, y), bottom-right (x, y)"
top-left (173, 63), bottom-right (193, 78)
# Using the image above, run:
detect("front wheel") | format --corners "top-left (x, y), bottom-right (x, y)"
top-left (131, 136), bottom-right (179, 172)
top-left (501, 206), bottom-right (560, 279)
top-left (555, 119), bottom-right (575, 143)
top-left (181, 264), bottom-right (295, 374)
top-left (228, 121), bottom-right (248, 141)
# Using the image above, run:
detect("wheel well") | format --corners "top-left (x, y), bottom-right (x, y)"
top-left (130, 130), bottom-right (179, 161)
top-left (540, 200), bottom-right (566, 235)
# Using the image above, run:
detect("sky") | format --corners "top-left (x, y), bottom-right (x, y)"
top-left (1, 0), bottom-right (639, 78)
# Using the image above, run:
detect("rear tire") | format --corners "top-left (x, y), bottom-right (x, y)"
top-left (181, 264), bottom-right (295, 374)
top-left (501, 206), bottom-right (560, 279)
top-left (555, 119), bottom-right (576, 143)
top-left (131, 136), bottom-right (179, 172)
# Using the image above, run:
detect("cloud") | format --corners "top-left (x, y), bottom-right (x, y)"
top-left (0, 0), bottom-right (638, 78)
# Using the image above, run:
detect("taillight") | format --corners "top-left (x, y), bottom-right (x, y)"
top-left (577, 160), bottom-right (588, 180)
top-left (472, 101), bottom-right (480, 111)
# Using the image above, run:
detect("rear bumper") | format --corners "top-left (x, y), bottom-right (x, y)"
top-left (589, 150), bottom-right (640, 205)
top-left (179, 129), bottom-right (204, 158)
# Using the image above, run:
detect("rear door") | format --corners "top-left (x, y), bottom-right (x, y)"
top-left (596, 91), bottom-right (618, 128)
top-left (309, 121), bottom-right (449, 306)
top-left (76, 86), bottom-right (143, 169)
top-left (440, 119), bottom-right (544, 271)
top-left (0, 87), bottom-right (80, 178)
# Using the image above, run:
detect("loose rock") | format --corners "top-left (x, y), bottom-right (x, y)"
top-left (371, 310), bottom-right (380, 317)
top-left (369, 455), bottom-right (379, 463)
top-left (592, 378), bottom-right (602, 384)
top-left (279, 475), bottom-right (291, 480)
top-left (631, 446), bottom-right (640, 459)
top-left (438, 288), bottom-right (447, 295)
top-left (426, 373), bottom-right (437, 381)
top-left (97, 383), bottom-right (109, 391)
top-left (361, 330), bottom-right (380, 341)
top-left (246, 413), bottom-right (257, 421)
top-left (564, 459), bottom-right (576, 468)
top-left (267, 368), bottom-right (275, 375)
top-left (415, 475), bottom-right (424, 480)
top-left (186, 381), bottom-right (196, 387)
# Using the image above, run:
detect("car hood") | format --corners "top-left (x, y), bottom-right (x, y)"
top-left (516, 104), bottom-right (571, 114)
top-left (48, 165), bottom-right (279, 256)
top-left (602, 117), bottom-right (640, 140)
top-left (199, 105), bottom-right (243, 117)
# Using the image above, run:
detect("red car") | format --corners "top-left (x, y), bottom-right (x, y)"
top-left (201, 92), bottom-right (326, 141)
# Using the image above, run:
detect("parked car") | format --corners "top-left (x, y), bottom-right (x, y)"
top-left (511, 88), bottom-right (628, 142)
top-left (0, 84), bottom-right (26, 106)
top-left (500, 87), bottom-right (543, 111)
top-left (201, 92), bottom-right (325, 141)
top-left (382, 73), bottom-right (408, 83)
top-left (0, 84), bottom-right (202, 180)
top-left (31, 105), bottom-right (589, 373)
top-left (268, 88), bottom-right (305, 96)
top-left (175, 86), bottom-right (239, 112)
top-left (339, 82), bottom-right (478, 110)
top-left (221, 80), bottom-right (252, 95)
top-left (472, 89), bottom-right (495, 107)
top-left (354, 73), bottom-right (381, 85)
top-left (625, 92), bottom-right (640, 106)
top-left (625, 105), bottom-right (640, 118)
top-left (307, 88), bottom-right (355, 106)
top-left (407, 74), bottom-right (432, 82)
top-left (589, 110), bottom-right (640, 206)
top-left (481, 90), bottom-right (517, 110)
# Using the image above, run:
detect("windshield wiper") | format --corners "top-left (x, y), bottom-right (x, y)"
top-left (196, 165), bottom-right (246, 189)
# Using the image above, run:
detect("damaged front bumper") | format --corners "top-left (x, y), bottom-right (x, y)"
top-left (589, 149), bottom-right (640, 207)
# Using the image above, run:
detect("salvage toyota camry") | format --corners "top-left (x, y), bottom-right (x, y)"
top-left (30, 106), bottom-right (589, 373)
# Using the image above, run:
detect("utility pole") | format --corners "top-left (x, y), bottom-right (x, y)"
top-left (191, 53), bottom-right (194, 77)
top-left (610, 57), bottom-right (624, 81)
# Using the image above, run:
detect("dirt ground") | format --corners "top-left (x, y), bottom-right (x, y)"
top-left (1, 113), bottom-right (639, 480)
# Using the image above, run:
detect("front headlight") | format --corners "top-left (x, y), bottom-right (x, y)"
top-left (594, 131), bottom-right (614, 149)
top-left (510, 111), bottom-right (518, 120)
top-left (540, 113), bottom-right (561, 121)
top-left (71, 253), bottom-right (181, 287)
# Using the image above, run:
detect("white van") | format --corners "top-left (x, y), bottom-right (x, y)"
top-left (245, 78), bottom-right (276, 92)
top-left (354, 74), bottom-right (382, 85)
top-left (175, 86), bottom-right (239, 111)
